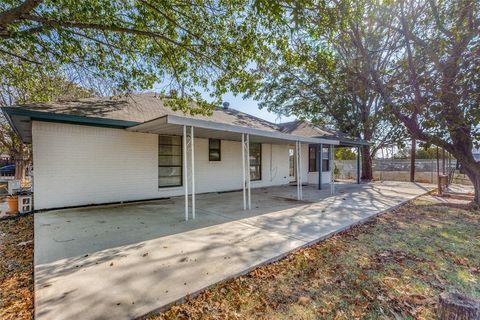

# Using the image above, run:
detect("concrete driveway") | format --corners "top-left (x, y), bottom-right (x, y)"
top-left (34, 181), bottom-right (434, 320)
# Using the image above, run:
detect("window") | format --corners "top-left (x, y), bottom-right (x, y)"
top-left (309, 145), bottom-right (317, 172)
top-left (289, 148), bottom-right (295, 177)
top-left (209, 139), bottom-right (221, 161)
top-left (307, 144), bottom-right (330, 172)
top-left (249, 143), bottom-right (262, 181)
top-left (322, 146), bottom-right (330, 172)
top-left (158, 135), bottom-right (182, 188)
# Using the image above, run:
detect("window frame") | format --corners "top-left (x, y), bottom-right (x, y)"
top-left (208, 138), bottom-right (221, 161)
top-left (249, 142), bottom-right (262, 181)
top-left (158, 135), bottom-right (183, 188)
top-left (308, 144), bottom-right (330, 172)
top-left (308, 145), bottom-right (317, 172)
top-left (322, 146), bottom-right (330, 172)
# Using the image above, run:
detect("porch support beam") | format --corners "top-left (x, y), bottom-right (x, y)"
top-left (357, 146), bottom-right (361, 184)
top-left (242, 133), bottom-right (246, 210)
top-left (183, 125), bottom-right (188, 221)
top-left (296, 142), bottom-right (299, 199)
top-left (318, 143), bottom-right (323, 190)
top-left (299, 142), bottom-right (303, 200)
top-left (191, 126), bottom-right (195, 219)
top-left (246, 134), bottom-right (251, 210)
top-left (296, 141), bottom-right (303, 200)
top-left (330, 144), bottom-right (335, 195)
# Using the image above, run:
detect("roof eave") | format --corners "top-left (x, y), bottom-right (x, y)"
top-left (2, 107), bottom-right (140, 144)
top-left (129, 114), bottom-right (339, 145)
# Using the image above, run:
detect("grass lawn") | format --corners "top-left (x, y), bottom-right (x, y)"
top-left (149, 195), bottom-right (480, 320)
top-left (1, 194), bottom-right (479, 320)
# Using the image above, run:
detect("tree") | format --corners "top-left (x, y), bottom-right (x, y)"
top-left (248, 1), bottom-right (406, 181)
top-left (0, 0), bottom-right (278, 113)
top-left (348, 0), bottom-right (480, 204)
top-left (335, 148), bottom-right (356, 160)
top-left (416, 147), bottom-right (438, 160)
top-left (0, 59), bottom-right (93, 179)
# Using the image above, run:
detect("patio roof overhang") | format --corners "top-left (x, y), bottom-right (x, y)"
top-left (2, 107), bottom-right (139, 144)
top-left (127, 115), bottom-right (339, 145)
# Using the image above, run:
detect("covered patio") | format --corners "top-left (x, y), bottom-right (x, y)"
top-left (127, 114), bottom-right (338, 219)
top-left (34, 181), bottom-right (434, 320)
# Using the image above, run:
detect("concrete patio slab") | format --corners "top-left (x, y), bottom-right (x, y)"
top-left (34, 181), bottom-right (434, 320)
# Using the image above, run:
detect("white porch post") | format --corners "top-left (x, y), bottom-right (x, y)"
top-left (298, 142), bottom-right (303, 200)
top-left (296, 141), bottom-right (300, 200)
top-left (246, 134), bottom-right (251, 210)
top-left (190, 126), bottom-right (195, 219)
top-left (242, 133), bottom-right (246, 210)
top-left (183, 125), bottom-right (188, 221)
top-left (330, 144), bottom-right (335, 195)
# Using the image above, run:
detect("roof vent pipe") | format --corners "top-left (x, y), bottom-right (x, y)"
top-left (222, 102), bottom-right (230, 110)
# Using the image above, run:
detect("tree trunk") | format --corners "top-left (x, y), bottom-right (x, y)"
top-left (460, 160), bottom-right (480, 206)
top-left (361, 145), bottom-right (373, 181)
top-left (438, 292), bottom-right (480, 320)
top-left (14, 158), bottom-right (25, 180)
top-left (410, 138), bottom-right (416, 182)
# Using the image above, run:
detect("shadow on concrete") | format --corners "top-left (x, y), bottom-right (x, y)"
top-left (34, 181), bottom-right (435, 320)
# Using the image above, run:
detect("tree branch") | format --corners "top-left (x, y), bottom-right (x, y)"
top-left (0, 48), bottom-right (41, 64)
top-left (0, 0), bottom-right (43, 33)
top-left (22, 14), bottom-right (192, 50)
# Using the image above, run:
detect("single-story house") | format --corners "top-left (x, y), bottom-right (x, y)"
top-left (2, 93), bottom-right (368, 216)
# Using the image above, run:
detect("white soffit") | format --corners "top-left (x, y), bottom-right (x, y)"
top-left (127, 115), bottom-right (339, 145)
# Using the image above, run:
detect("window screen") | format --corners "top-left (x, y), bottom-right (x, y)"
top-left (209, 139), bottom-right (221, 161)
top-left (249, 143), bottom-right (262, 181)
top-left (322, 146), bottom-right (330, 172)
top-left (158, 135), bottom-right (182, 187)
top-left (309, 145), bottom-right (317, 172)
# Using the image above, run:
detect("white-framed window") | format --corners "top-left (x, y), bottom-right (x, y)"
top-left (250, 142), bottom-right (261, 181)
top-left (158, 135), bottom-right (182, 188)
top-left (209, 138), bottom-right (221, 161)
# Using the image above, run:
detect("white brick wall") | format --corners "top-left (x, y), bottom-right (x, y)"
top-left (32, 121), bottom-right (321, 209)
top-left (32, 121), bottom-right (159, 209)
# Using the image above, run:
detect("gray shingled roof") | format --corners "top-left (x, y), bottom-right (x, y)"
top-left (7, 93), bottom-right (368, 145)
top-left (13, 93), bottom-right (279, 132)
top-left (278, 120), bottom-right (369, 146)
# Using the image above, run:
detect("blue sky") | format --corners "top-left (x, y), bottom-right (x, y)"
top-left (152, 80), bottom-right (296, 124)
top-left (220, 92), bottom-right (296, 123)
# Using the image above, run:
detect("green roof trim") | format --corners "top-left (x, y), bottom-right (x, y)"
top-left (2, 107), bottom-right (140, 129)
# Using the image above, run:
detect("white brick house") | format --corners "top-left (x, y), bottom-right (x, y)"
top-left (3, 93), bottom-right (368, 212)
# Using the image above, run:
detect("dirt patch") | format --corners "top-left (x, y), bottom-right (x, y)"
top-left (0, 214), bottom-right (34, 320)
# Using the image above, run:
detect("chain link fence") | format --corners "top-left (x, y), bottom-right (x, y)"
top-left (335, 159), bottom-right (471, 185)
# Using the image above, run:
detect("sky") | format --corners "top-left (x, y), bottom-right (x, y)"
top-left (220, 92), bottom-right (296, 124)
top-left (152, 80), bottom-right (296, 124)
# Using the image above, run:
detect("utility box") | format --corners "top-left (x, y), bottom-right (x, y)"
top-left (18, 194), bottom-right (33, 213)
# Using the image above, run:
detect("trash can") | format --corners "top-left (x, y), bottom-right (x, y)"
top-left (7, 195), bottom-right (18, 215)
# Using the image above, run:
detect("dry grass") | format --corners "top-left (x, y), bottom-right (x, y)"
top-left (1, 195), bottom-right (479, 320)
top-left (148, 196), bottom-right (480, 320)
top-left (0, 214), bottom-right (34, 320)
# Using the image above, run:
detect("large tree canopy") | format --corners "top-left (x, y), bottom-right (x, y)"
top-left (353, 0), bottom-right (480, 203)
top-left (0, 0), bottom-right (284, 112)
top-left (248, 1), bottom-right (407, 180)
top-left (250, 0), bottom-right (480, 203)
